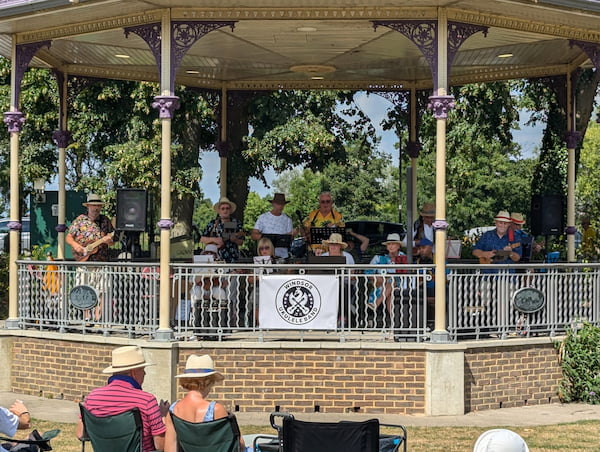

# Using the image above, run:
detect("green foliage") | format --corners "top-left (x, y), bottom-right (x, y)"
top-left (576, 122), bottom-right (600, 220)
top-left (556, 322), bottom-right (600, 404)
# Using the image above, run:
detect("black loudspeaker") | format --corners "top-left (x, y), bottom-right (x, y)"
top-left (116, 189), bottom-right (147, 231)
top-left (530, 194), bottom-right (564, 236)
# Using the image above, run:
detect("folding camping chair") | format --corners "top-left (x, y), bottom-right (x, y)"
top-left (253, 412), bottom-right (407, 452)
top-left (169, 411), bottom-right (242, 452)
top-left (0, 429), bottom-right (60, 452)
top-left (79, 404), bottom-right (143, 452)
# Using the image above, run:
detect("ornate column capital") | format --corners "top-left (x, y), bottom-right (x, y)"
top-left (428, 95), bottom-right (455, 119)
top-left (433, 220), bottom-right (449, 231)
top-left (157, 219), bottom-right (174, 230)
top-left (565, 226), bottom-right (577, 235)
top-left (152, 96), bottom-right (180, 119)
top-left (8, 221), bottom-right (22, 231)
top-left (216, 140), bottom-right (229, 158)
top-left (3, 111), bottom-right (25, 133)
top-left (52, 130), bottom-right (72, 148)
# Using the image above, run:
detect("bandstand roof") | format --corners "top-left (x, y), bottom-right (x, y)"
top-left (0, 0), bottom-right (598, 91)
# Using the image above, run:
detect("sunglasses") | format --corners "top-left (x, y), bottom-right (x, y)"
top-left (320, 199), bottom-right (332, 204)
top-left (259, 246), bottom-right (271, 250)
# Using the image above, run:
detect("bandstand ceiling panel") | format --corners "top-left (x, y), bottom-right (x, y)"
top-left (0, 0), bottom-right (597, 90)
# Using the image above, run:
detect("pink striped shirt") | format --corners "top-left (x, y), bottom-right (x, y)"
top-left (83, 379), bottom-right (166, 452)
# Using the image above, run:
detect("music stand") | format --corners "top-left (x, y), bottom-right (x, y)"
top-left (262, 233), bottom-right (292, 249)
top-left (309, 227), bottom-right (346, 245)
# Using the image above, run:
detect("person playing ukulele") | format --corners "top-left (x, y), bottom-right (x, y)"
top-left (67, 193), bottom-right (115, 322)
top-left (472, 210), bottom-right (521, 271)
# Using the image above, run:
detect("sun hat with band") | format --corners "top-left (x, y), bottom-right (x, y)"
top-left (382, 233), bottom-right (404, 245)
top-left (510, 213), bottom-right (525, 225)
top-left (269, 193), bottom-right (289, 205)
top-left (213, 196), bottom-right (237, 214)
top-left (175, 354), bottom-right (225, 381)
top-left (494, 210), bottom-right (512, 223)
top-left (419, 202), bottom-right (435, 217)
top-left (102, 345), bottom-right (154, 374)
top-left (83, 193), bottom-right (105, 207)
top-left (322, 232), bottom-right (348, 249)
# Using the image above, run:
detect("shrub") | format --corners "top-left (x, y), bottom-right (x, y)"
top-left (555, 322), bottom-right (600, 403)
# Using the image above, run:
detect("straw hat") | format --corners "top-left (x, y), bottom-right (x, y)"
top-left (494, 211), bottom-right (512, 223)
top-left (175, 354), bottom-right (224, 381)
top-left (83, 193), bottom-right (105, 207)
top-left (382, 233), bottom-right (403, 245)
top-left (419, 202), bottom-right (435, 216)
top-left (203, 244), bottom-right (219, 255)
top-left (473, 429), bottom-right (529, 452)
top-left (213, 196), bottom-right (237, 213)
top-left (322, 233), bottom-right (348, 249)
top-left (269, 193), bottom-right (289, 204)
top-left (102, 345), bottom-right (154, 374)
top-left (510, 213), bottom-right (525, 225)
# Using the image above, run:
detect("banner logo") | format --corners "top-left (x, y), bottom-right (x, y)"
top-left (276, 279), bottom-right (321, 325)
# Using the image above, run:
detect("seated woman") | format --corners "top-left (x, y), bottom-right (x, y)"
top-left (366, 233), bottom-right (407, 317)
top-left (318, 232), bottom-right (355, 264)
top-left (165, 354), bottom-right (248, 452)
top-left (246, 237), bottom-right (276, 326)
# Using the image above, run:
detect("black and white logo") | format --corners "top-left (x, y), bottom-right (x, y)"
top-left (275, 279), bottom-right (322, 325)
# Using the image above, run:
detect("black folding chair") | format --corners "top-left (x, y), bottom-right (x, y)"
top-left (0, 429), bottom-right (60, 451)
top-left (254, 412), bottom-right (407, 452)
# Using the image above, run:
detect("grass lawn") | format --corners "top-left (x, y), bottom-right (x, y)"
top-left (9, 418), bottom-right (600, 451)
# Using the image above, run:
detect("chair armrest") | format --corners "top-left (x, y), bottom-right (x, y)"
top-left (252, 434), bottom-right (279, 452)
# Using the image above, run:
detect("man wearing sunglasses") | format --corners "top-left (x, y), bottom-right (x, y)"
top-left (303, 192), bottom-right (345, 253)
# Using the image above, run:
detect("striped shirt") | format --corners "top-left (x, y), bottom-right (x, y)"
top-left (83, 379), bottom-right (166, 452)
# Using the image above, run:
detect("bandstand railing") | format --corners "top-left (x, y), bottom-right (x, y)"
top-left (14, 259), bottom-right (600, 342)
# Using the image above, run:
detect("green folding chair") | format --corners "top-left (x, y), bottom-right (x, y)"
top-left (169, 411), bottom-right (241, 452)
top-left (79, 403), bottom-right (143, 452)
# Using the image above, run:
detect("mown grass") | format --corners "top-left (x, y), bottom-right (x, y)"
top-left (12, 418), bottom-right (600, 451)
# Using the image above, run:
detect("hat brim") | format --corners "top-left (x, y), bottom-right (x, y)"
top-left (213, 202), bottom-right (237, 214)
top-left (382, 240), bottom-right (403, 246)
top-left (322, 240), bottom-right (347, 249)
top-left (494, 218), bottom-right (512, 223)
top-left (102, 361), bottom-right (154, 374)
top-left (83, 201), bottom-right (105, 207)
top-left (175, 370), bottom-right (225, 381)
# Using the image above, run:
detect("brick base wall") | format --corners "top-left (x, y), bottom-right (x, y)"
top-left (464, 344), bottom-right (562, 411)
top-left (5, 334), bottom-right (562, 415)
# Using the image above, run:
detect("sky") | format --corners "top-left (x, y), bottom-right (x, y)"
top-left (199, 93), bottom-right (544, 203)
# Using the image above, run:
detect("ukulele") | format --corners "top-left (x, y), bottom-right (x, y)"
top-left (73, 232), bottom-right (115, 262)
top-left (479, 242), bottom-right (521, 264)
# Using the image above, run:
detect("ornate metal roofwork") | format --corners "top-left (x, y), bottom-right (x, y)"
top-left (0, 0), bottom-right (598, 90)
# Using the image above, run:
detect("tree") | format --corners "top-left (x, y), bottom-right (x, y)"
top-left (576, 121), bottom-right (600, 221)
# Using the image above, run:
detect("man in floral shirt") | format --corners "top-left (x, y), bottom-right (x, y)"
top-left (67, 193), bottom-right (115, 321)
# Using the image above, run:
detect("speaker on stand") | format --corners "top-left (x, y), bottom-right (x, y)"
top-left (530, 194), bottom-right (564, 258)
top-left (116, 189), bottom-right (147, 260)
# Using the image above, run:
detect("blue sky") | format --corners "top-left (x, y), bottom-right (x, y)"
top-left (200, 93), bottom-right (543, 203)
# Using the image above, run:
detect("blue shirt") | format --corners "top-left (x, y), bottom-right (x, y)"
top-left (474, 229), bottom-right (522, 265)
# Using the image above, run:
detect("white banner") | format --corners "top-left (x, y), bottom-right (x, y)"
top-left (258, 275), bottom-right (339, 329)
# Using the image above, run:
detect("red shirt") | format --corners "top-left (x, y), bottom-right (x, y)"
top-left (83, 379), bottom-right (165, 451)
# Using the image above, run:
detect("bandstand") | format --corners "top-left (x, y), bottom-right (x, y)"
top-left (0, 0), bottom-right (599, 416)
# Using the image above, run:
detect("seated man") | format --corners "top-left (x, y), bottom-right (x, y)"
top-left (76, 346), bottom-right (168, 452)
top-left (472, 210), bottom-right (521, 271)
top-left (1, 400), bottom-right (32, 452)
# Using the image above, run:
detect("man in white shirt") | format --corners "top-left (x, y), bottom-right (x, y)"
top-left (1, 400), bottom-right (31, 452)
top-left (251, 193), bottom-right (294, 258)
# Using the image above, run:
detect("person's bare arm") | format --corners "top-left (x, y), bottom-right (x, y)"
top-left (349, 230), bottom-right (370, 252)
top-left (9, 400), bottom-right (31, 430)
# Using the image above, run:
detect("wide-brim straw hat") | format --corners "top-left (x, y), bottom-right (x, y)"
top-left (175, 354), bottom-right (225, 381)
top-left (494, 210), bottom-right (512, 223)
top-left (322, 232), bottom-right (348, 249)
top-left (102, 345), bottom-right (154, 374)
top-left (213, 196), bottom-right (237, 214)
top-left (510, 213), bottom-right (525, 225)
top-left (83, 193), bottom-right (105, 207)
top-left (382, 233), bottom-right (403, 245)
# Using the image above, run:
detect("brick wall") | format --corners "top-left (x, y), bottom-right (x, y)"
top-left (7, 336), bottom-right (562, 415)
top-left (176, 348), bottom-right (426, 415)
top-left (464, 344), bottom-right (562, 411)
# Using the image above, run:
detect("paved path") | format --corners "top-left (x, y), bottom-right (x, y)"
top-left (3, 391), bottom-right (600, 427)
